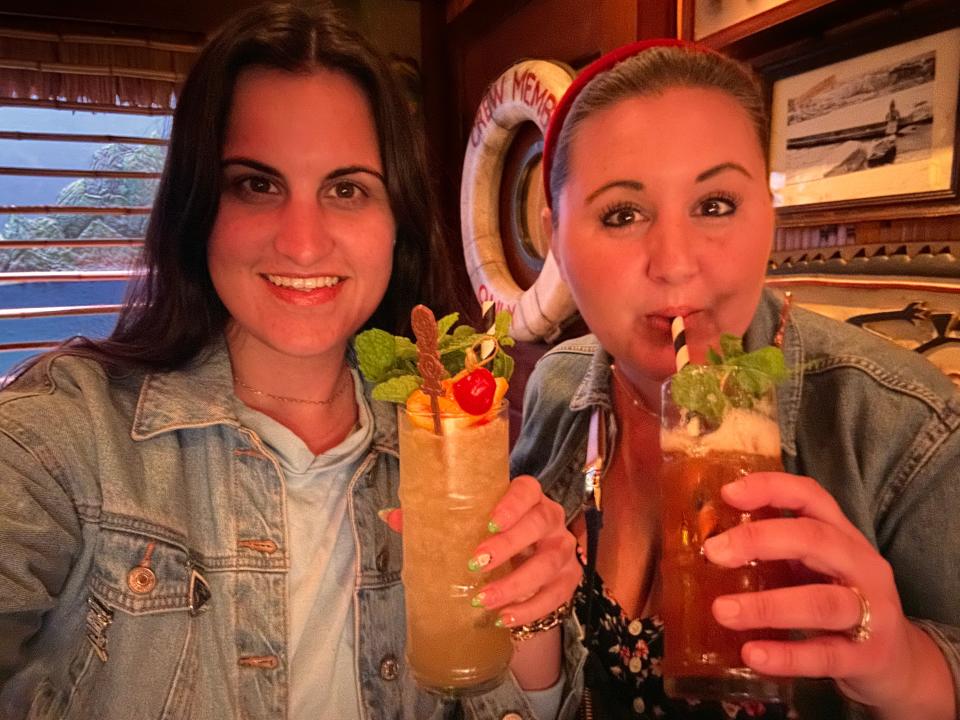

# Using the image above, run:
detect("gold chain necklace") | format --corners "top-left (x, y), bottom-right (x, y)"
top-left (234, 367), bottom-right (352, 406)
top-left (610, 363), bottom-right (659, 420)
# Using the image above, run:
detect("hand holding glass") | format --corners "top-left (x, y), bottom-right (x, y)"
top-left (659, 367), bottom-right (794, 704)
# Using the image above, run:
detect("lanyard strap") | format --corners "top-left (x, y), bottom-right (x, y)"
top-left (581, 407), bottom-right (607, 641)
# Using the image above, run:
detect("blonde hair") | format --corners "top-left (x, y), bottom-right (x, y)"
top-left (548, 46), bottom-right (768, 215)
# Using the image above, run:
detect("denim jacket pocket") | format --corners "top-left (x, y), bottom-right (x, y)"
top-left (88, 528), bottom-right (195, 614)
top-left (33, 529), bottom-right (204, 720)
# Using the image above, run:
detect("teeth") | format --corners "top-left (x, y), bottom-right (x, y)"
top-left (266, 274), bottom-right (341, 291)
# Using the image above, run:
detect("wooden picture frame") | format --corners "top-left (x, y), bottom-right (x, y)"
top-left (679, 0), bottom-right (835, 49)
top-left (767, 26), bottom-right (960, 215)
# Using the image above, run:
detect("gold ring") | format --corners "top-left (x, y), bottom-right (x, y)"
top-left (848, 586), bottom-right (872, 643)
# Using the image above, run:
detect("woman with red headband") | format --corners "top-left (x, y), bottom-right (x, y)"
top-left (512, 40), bottom-right (960, 719)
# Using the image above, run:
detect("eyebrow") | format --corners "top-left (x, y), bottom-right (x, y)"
top-left (585, 179), bottom-right (644, 203)
top-left (695, 162), bottom-right (753, 182)
top-left (329, 165), bottom-right (387, 184)
top-left (221, 158), bottom-right (386, 184)
top-left (584, 161), bottom-right (754, 203)
top-left (221, 157), bottom-right (280, 176)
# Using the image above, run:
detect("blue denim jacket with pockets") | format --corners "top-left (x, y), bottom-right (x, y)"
top-left (510, 289), bottom-right (960, 719)
top-left (0, 341), bottom-right (585, 720)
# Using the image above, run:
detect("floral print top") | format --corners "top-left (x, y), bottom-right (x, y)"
top-left (575, 558), bottom-right (797, 719)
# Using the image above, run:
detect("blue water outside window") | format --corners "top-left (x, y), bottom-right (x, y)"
top-left (0, 105), bottom-right (170, 376)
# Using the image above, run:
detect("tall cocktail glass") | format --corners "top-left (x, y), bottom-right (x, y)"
top-left (397, 402), bottom-right (513, 695)
top-left (659, 367), bottom-right (793, 703)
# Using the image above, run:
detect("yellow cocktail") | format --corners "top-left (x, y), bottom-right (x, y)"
top-left (397, 402), bottom-right (513, 695)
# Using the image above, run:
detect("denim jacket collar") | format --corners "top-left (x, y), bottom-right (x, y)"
top-left (745, 289), bottom-right (803, 459)
top-left (569, 343), bottom-right (613, 413)
top-left (132, 340), bottom-right (238, 440)
top-left (369, 396), bottom-right (400, 455)
top-left (566, 289), bottom-right (802, 458)
top-left (131, 337), bottom-right (402, 454)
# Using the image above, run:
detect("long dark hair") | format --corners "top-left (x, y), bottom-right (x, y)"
top-left (13, 2), bottom-right (454, 377)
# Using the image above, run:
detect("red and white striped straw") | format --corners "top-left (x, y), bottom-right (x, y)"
top-left (671, 316), bottom-right (690, 372)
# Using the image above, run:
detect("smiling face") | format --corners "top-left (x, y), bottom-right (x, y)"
top-left (208, 67), bottom-right (395, 372)
top-left (549, 86), bottom-right (774, 397)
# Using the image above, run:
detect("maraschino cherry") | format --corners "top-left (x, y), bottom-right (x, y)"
top-left (452, 367), bottom-right (497, 415)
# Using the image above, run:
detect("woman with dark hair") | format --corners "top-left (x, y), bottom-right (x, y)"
top-left (512, 40), bottom-right (960, 719)
top-left (74, 0), bottom-right (449, 368)
top-left (0, 4), bottom-right (583, 719)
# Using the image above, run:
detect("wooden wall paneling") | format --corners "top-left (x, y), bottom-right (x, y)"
top-left (636, 0), bottom-right (676, 41)
top-left (453, 0), bottom-right (635, 127)
top-left (419, 0), bottom-right (477, 321)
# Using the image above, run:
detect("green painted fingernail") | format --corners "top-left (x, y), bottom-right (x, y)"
top-left (471, 593), bottom-right (486, 608)
top-left (487, 520), bottom-right (500, 534)
top-left (467, 552), bottom-right (491, 572)
top-left (494, 617), bottom-right (505, 628)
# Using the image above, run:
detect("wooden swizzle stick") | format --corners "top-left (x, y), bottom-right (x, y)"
top-left (411, 304), bottom-right (445, 434)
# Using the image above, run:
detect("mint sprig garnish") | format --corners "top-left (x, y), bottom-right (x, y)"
top-left (354, 311), bottom-right (515, 403)
top-left (671, 333), bottom-right (788, 427)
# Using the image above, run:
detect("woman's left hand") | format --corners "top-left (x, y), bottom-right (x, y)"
top-left (702, 471), bottom-right (954, 717)
top-left (382, 474), bottom-right (579, 690)
top-left (467, 474), bottom-right (581, 628)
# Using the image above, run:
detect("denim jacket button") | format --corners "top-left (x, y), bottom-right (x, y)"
top-left (379, 655), bottom-right (399, 681)
top-left (126, 566), bottom-right (157, 594)
top-left (375, 549), bottom-right (389, 572)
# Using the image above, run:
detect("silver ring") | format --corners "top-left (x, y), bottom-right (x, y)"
top-left (848, 586), bottom-right (872, 643)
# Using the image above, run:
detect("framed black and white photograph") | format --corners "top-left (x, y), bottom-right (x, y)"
top-left (768, 26), bottom-right (960, 211)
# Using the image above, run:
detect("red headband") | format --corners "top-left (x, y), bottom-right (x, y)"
top-left (542, 38), bottom-right (709, 209)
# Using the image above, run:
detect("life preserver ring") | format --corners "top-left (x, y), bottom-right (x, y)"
top-left (461, 59), bottom-right (576, 342)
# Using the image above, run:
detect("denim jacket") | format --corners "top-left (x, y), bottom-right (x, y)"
top-left (510, 289), bottom-right (960, 718)
top-left (0, 342), bottom-right (585, 720)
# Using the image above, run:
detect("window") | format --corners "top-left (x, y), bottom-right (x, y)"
top-left (0, 21), bottom-right (197, 376)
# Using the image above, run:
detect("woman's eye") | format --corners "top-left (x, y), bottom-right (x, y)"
top-left (698, 196), bottom-right (737, 217)
top-left (329, 181), bottom-right (366, 201)
top-left (247, 177), bottom-right (275, 194)
top-left (231, 175), bottom-right (280, 198)
top-left (601, 206), bottom-right (640, 228)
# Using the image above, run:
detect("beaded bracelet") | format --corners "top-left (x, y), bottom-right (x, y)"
top-left (509, 600), bottom-right (573, 642)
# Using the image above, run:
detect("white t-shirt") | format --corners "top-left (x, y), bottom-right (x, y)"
top-left (235, 371), bottom-right (372, 720)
